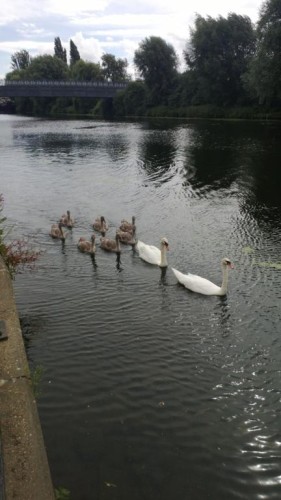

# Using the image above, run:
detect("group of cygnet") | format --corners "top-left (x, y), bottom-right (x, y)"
top-left (50, 211), bottom-right (234, 296)
top-left (50, 213), bottom-right (137, 255)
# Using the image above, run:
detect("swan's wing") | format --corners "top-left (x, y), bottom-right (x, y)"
top-left (135, 240), bottom-right (144, 252)
top-left (136, 241), bottom-right (160, 265)
top-left (171, 268), bottom-right (221, 296)
top-left (78, 240), bottom-right (89, 251)
top-left (136, 241), bottom-right (157, 252)
top-left (100, 237), bottom-right (116, 251)
top-left (118, 231), bottom-right (135, 243)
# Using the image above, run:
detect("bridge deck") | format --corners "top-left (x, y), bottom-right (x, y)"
top-left (0, 80), bottom-right (128, 98)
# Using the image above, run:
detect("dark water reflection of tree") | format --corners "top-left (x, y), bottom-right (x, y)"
top-left (180, 120), bottom-right (281, 229)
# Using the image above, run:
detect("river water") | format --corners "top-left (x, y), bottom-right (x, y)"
top-left (1, 114), bottom-right (281, 500)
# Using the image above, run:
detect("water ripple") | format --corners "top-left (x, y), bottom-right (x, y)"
top-left (2, 116), bottom-right (281, 500)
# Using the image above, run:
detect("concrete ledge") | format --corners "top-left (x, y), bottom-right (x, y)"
top-left (0, 257), bottom-right (55, 500)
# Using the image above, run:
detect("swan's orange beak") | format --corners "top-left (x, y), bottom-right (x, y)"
top-left (229, 263), bottom-right (234, 269)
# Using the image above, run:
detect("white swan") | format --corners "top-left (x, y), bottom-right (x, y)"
top-left (136, 237), bottom-right (169, 267)
top-left (171, 258), bottom-right (234, 296)
top-left (77, 235), bottom-right (96, 254)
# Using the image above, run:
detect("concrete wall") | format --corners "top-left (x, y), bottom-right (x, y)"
top-left (0, 257), bottom-right (55, 500)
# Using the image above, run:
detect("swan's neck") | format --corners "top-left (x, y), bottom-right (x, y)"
top-left (159, 245), bottom-right (168, 267)
top-left (220, 265), bottom-right (229, 295)
top-left (116, 238), bottom-right (121, 253)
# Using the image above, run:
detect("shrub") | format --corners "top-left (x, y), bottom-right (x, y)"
top-left (0, 194), bottom-right (41, 278)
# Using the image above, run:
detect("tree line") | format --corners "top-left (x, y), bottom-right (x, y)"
top-left (4, 0), bottom-right (281, 119)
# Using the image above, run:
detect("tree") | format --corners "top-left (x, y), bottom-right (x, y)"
top-left (168, 71), bottom-right (197, 107)
top-left (101, 53), bottom-right (129, 81)
top-left (184, 14), bottom-right (255, 106)
top-left (113, 81), bottom-right (148, 116)
top-left (134, 36), bottom-right (178, 106)
top-left (9, 55), bottom-right (68, 116)
top-left (24, 55), bottom-right (68, 80)
top-left (70, 60), bottom-right (103, 81)
top-left (68, 60), bottom-right (104, 115)
top-left (244, 0), bottom-right (281, 106)
top-left (11, 50), bottom-right (31, 71)
top-left (54, 37), bottom-right (67, 63)
top-left (70, 40), bottom-right (80, 66)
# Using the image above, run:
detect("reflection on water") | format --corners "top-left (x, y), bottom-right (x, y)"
top-left (139, 130), bottom-right (177, 174)
top-left (1, 115), bottom-right (281, 500)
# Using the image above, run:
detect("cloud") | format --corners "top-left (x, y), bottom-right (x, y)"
top-left (0, 0), bottom-right (44, 25)
top-left (45, 0), bottom-right (109, 17)
top-left (69, 32), bottom-right (103, 62)
top-left (0, 40), bottom-right (54, 56)
top-left (16, 24), bottom-right (49, 38)
top-left (0, 0), bottom-right (262, 79)
top-left (0, 0), bottom-right (109, 25)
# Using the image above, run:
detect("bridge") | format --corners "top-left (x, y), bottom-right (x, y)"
top-left (0, 80), bottom-right (128, 98)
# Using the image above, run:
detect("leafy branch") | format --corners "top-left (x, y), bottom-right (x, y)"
top-left (0, 194), bottom-right (41, 278)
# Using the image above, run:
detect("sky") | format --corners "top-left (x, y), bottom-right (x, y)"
top-left (0, 0), bottom-right (263, 80)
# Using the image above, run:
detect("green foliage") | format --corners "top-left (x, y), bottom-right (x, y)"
top-left (94, 98), bottom-right (114, 119)
top-left (258, 0), bottom-right (281, 39)
top-left (70, 40), bottom-right (80, 66)
top-left (134, 36), bottom-right (178, 106)
top-left (113, 81), bottom-right (148, 116)
top-left (54, 37), bottom-right (67, 64)
top-left (242, 246), bottom-right (255, 254)
top-left (24, 54), bottom-right (68, 80)
top-left (168, 72), bottom-right (198, 107)
top-left (3, 16), bottom-right (281, 119)
top-left (49, 97), bottom-right (74, 115)
top-left (256, 261), bottom-right (281, 270)
top-left (32, 97), bottom-right (58, 116)
top-left (70, 59), bottom-right (103, 81)
top-left (5, 69), bottom-right (28, 81)
top-left (55, 487), bottom-right (70, 500)
top-left (72, 97), bottom-right (100, 115)
top-left (184, 14), bottom-right (255, 106)
top-left (244, 0), bottom-right (281, 106)
top-left (11, 49), bottom-right (31, 71)
top-left (112, 90), bottom-right (126, 116)
top-left (144, 104), bottom-right (278, 120)
top-left (13, 96), bottom-right (35, 115)
top-left (8, 55), bottom-right (69, 114)
top-left (31, 365), bottom-right (44, 398)
top-left (101, 53), bottom-right (129, 82)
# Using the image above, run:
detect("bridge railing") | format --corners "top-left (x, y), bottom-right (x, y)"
top-left (0, 79), bottom-right (128, 88)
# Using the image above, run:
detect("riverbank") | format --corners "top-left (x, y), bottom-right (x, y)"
top-left (0, 257), bottom-right (55, 500)
top-left (143, 104), bottom-right (281, 121)
top-left (0, 99), bottom-right (14, 114)
top-left (1, 101), bottom-right (281, 121)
